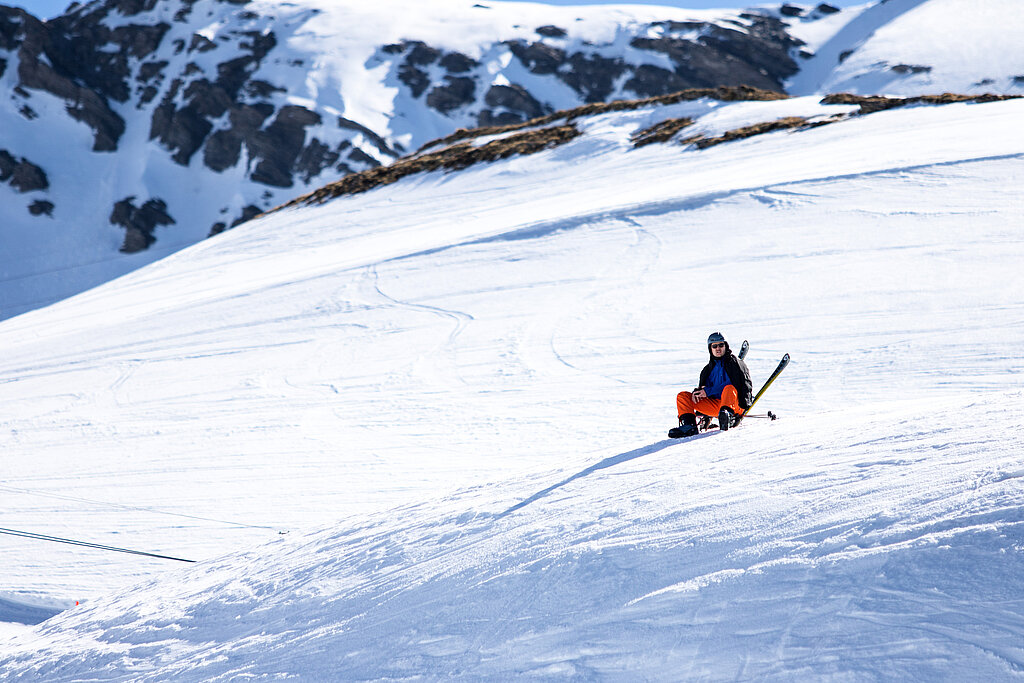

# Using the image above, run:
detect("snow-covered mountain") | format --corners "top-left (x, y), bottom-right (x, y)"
top-left (787, 0), bottom-right (1024, 96)
top-left (0, 0), bottom-right (800, 320)
top-left (2, 0), bottom-right (1022, 322)
top-left (0, 55), bottom-right (1022, 677)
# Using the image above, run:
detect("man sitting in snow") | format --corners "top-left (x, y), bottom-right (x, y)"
top-left (669, 332), bottom-right (752, 438)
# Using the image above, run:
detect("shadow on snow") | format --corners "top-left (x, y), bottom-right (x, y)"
top-left (0, 595), bottom-right (62, 626)
top-left (498, 433), bottom-right (715, 518)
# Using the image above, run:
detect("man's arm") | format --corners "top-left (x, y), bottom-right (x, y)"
top-left (692, 362), bottom-right (714, 401)
top-left (702, 373), bottom-right (730, 399)
top-left (725, 357), bottom-right (753, 407)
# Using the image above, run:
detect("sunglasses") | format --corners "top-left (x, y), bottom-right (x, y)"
top-left (710, 342), bottom-right (726, 349)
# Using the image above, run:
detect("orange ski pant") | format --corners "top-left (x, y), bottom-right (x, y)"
top-left (677, 384), bottom-right (744, 419)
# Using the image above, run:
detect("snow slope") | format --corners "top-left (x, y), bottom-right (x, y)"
top-left (787, 0), bottom-right (1024, 96)
top-left (0, 92), bottom-right (1022, 678)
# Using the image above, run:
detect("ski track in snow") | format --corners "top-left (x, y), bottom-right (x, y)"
top-left (0, 93), bottom-right (1022, 679)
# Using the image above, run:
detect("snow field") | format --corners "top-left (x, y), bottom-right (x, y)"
top-left (0, 94), bottom-right (1022, 678)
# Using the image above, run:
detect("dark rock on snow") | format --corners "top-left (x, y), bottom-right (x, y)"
top-left (481, 84), bottom-right (548, 125)
top-left (427, 76), bottom-right (477, 114)
top-left (0, 149), bottom-right (16, 181)
top-left (0, 149), bottom-right (49, 192)
top-left (439, 52), bottom-right (478, 73)
top-left (28, 199), bottom-right (55, 216)
top-left (249, 105), bottom-right (323, 188)
top-left (535, 25), bottom-right (568, 38)
top-left (9, 159), bottom-right (48, 193)
top-left (110, 197), bottom-right (176, 253)
top-left (507, 40), bottom-right (566, 75)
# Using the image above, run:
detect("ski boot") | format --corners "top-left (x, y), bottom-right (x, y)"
top-left (669, 413), bottom-right (699, 439)
top-left (718, 407), bottom-right (736, 431)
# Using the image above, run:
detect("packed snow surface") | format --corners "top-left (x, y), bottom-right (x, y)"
top-left (0, 92), bottom-right (1023, 679)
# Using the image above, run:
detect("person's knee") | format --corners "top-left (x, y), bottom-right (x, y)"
top-left (720, 385), bottom-right (742, 412)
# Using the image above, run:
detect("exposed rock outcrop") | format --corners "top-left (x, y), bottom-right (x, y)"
top-left (427, 76), bottom-right (477, 114)
top-left (507, 40), bottom-right (565, 75)
top-left (439, 52), bottom-right (477, 73)
top-left (249, 105), bottom-right (323, 188)
top-left (149, 29), bottom-right (279, 168)
top-left (630, 14), bottom-right (800, 94)
top-left (384, 21), bottom-right (799, 121)
top-left (295, 139), bottom-right (341, 184)
top-left (479, 84), bottom-right (549, 126)
top-left (560, 52), bottom-right (627, 102)
top-left (0, 149), bottom-right (16, 181)
top-left (150, 79), bottom-right (210, 165)
top-left (2, 6), bottom-right (128, 151)
top-left (28, 199), bottom-right (54, 216)
top-left (203, 103), bottom-right (274, 172)
top-left (0, 149), bottom-right (48, 192)
top-left (890, 64), bottom-right (932, 75)
top-left (110, 197), bottom-right (175, 253)
top-left (9, 159), bottom-right (48, 192)
top-left (338, 117), bottom-right (400, 157)
top-left (535, 25), bottom-right (567, 38)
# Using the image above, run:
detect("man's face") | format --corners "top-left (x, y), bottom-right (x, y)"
top-left (710, 342), bottom-right (727, 358)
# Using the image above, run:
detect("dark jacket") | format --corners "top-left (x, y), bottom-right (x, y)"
top-left (698, 344), bottom-right (753, 409)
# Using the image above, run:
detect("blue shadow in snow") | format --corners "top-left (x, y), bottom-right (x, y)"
top-left (497, 434), bottom-right (714, 518)
top-left (0, 595), bottom-right (62, 626)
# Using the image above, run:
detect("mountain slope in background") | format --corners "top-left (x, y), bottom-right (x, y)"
top-left (0, 0), bottom-right (801, 320)
top-left (787, 0), bottom-right (1024, 96)
top-left (2, 0), bottom-right (1022, 322)
top-left (0, 79), bottom-right (1022, 677)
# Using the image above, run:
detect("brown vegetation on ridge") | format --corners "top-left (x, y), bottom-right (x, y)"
top-left (286, 124), bottom-right (581, 207)
top-left (648, 93), bottom-right (1023, 150)
top-left (822, 92), bottom-right (1021, 114)
top-left (269, 88), bottom-right (1022, 214)
top-left (417, 85), bottom-right (787, 153)
top-left (632, 118), bottom-right (696, 147)
top-left (683, 116), bottom-right (808, 149)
